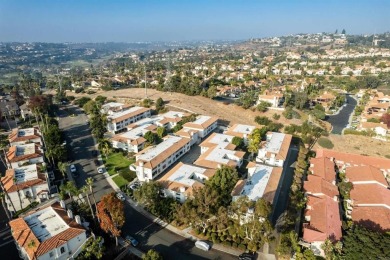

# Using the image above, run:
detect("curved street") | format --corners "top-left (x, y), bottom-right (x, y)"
top-left (325, 95), bottom-right (357, 134)
top-left (58, 104), bottom-right (236, 260)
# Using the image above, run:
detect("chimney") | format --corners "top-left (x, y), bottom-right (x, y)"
top-left (60, 200), bottom-right (66, 209)
top-left (67, 209), bottom-right (73, 219)
top-left (75, 215), bottom-right (82, 225)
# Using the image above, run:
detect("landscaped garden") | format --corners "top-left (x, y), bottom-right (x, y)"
top-left (103, 152), bottom-right (137, 188)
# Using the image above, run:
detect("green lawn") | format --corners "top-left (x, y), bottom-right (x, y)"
top-left (103, 152), bottom-right (135, 176)
top-left (112, 175), bottom-right (129, 189)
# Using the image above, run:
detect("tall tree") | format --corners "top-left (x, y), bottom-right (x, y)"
top-left (142, 249), bottom-right (163, 260)
top-left (57, 161), bottom-right (68, 179)
top-left (96, 193), bottom-right (125, 246)
top-left (86, 177), bottom-right (98, 220)
top-left (98, 139), bottom-right (112, 159)
top-left (81, 185), bottom-right (95, 219)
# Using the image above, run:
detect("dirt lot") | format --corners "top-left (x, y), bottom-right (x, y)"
top-left (68, 88), bottom-right (390, 158)
top-left (68, 88), bottom-right (302, 126)
top-left (314, 134), bottom-right (390, 159)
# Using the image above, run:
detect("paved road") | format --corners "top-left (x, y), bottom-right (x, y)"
top-left (58, 105), bottom-right (235, 260)
top-left (0, 208), bottom-right (20, 260)
top-left (271, 146), bottom-right (299, 224)
top-left (325, 95), bottom-right (357, 134)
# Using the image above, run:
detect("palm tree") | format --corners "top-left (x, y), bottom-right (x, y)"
top-left (81, 185), bottom-right (95, 219)
top-left (98, 139), bottom-right (112, 159)
top-left (61, 181), bottom-right (79, 203)
top-left (0, 192), bottom-right (11, 220)
top-left (0, 181), bottom-right (16, 214)
top-left (86, 177), bottom-right (98, 221)
top-left (57, 162), bottom-right (68, 179)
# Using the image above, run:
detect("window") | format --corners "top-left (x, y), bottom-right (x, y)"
top-left (60, 247), bottom-right (65, 254)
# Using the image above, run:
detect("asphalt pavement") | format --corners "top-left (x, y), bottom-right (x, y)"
top-left (325, 95), bottom-right (357, 134)
top-left (58, 104), bottom-right (236, 260)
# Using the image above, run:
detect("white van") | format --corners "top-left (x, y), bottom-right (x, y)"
top-left (195, 241), bottom-right (210, 251)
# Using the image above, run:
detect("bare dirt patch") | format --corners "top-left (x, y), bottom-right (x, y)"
top-left (68, 88), bottom-right (302, 127)
top-left (313, 134), bottom-right (390, 158)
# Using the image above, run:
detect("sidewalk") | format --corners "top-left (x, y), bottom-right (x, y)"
top-left (103, 168), bottom-right (242, 257)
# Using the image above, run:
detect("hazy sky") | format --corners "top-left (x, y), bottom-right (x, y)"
top-left (0, 0), bottom-right (389, 42)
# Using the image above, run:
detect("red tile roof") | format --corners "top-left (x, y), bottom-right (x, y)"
top-left (303, 195), bottom-right (342, 243)
top-left (345, 165), bottom-right (388, 187)
top-left (304, 174), bottom-right (338, 198)
top-left (351, 206), bottom-right (390, 232)
top-left (309, 157), bottom-right (336, 182)
top-left (9, 202), bottom-right (85, 259)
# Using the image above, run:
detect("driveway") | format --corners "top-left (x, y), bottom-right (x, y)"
top-left (271, 146), bottom-right (299, 224)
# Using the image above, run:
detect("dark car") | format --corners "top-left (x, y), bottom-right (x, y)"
top-left (125, 235), bottom-right (139, 247)
top-left (94, 159), bottom-right (100, 166)
top-left (238, 253), bottom-right (255, 260)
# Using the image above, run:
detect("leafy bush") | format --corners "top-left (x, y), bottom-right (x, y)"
top-left (317, 137), bottom-right (334, 149)
top-left (273, 113), bottom-right (281, 120)
top-left (238, 244), bottom-right (247, 251)
top-left (120, 170), bottom-right (136, 182)
top-left (255, 116), bottom-right (271, 125)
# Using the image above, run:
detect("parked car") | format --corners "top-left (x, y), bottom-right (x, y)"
top-left (125, 235), bottom-right (139, 246)
top-left (70, 164), bottom-right (77, 173)
top-left (195, 241), bottom-right (210, 251)
top-left (129, 182), bottom-right (140, 190)
top-left (97, 167), bottom-right (104, 174)
top-left (94, 159), bottom-right (100, 166)
top-left (116, 193), bottom-right (125, 201)
top-left (238, 252), bottom-right (255, 260)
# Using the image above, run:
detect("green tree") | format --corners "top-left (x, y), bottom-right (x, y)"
top-left (142, 249), bottom-right (163, 260)
top-left (81, 185), bottom-right (95, 219)
top-left (207, 166), bottom-right (238, 207)
top-left (231, 136), bottom-right (244, 149)
top-left (57, 161), bottom-right (68, 179)
top-left (86, 177), bottom-right (98, 220)
top-left (338, 225), bottom-right (390, 259)
top-left (155, 97), bottom-right (165, 112)
top-left (78, 236), bottom-right (105, 260)
top-left (341, 29), bottom-right (346, 34)
top-left (98, 139), bottom-right (112, 159)
top-left (248, 128), bottom-right (262, 154)
top-left (83, 100), bottom-right (98, 115)
top-left (156, 127), bottom-right (167, 138)
top-left (133, 181), bottom-right (161, 208)
top-left (207, 86), bottom-right (218, 99)
top-left (144, 131), bottom-right (160, 145)
top-left (257, 101), bottom-right (272, 112)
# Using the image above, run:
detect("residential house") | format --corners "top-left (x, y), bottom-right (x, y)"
top-left (133, 136), bottom-right (191, 182)
top-left (314, 92), bottom-right (336, 110)
top-left (1, 163), bottom-right (50, 212)
top-left (194, 133), bottom-right (245, 169)
top-left (159, 162), bottom-right (215, 203)
top-left (9, 201), bottom-right (87, 260)
top-left (231, 163), bottom-right (282, 204)
top-left (182, 115), bottom-right (218, 139)
top-left (358, 122), bottom-right (388, 137)
top-left (0, 97), bottom-right (20, 119)
top-left (257, 90), bottom-right (284, 108)
top-left (256, 132), bottom-right (292, 167)
top-left (344, 165), bottom-right (390, 231)
top-left (224, 124), bottom-right (256, 144)
top-left (106, 106), bottom-right (152, 133)
top-left (9, 127), bottom-right (42, 146)
top-left (301, 157), bottom-right (342, 256)
top-left (6, 143), bottom-right (44, 169)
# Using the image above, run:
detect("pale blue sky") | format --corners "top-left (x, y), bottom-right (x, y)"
top-left (0, 0), bottom-right (389, 42)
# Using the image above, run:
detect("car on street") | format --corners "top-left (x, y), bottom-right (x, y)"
top-left (97, 167), bottom-right (105, 174)
top-left (70, 164), bottom-right (77, 173)
top-left (195, 241), bottom-right (210, 251)
top-left (94, 159), bottom-right (100, 166)
top-left (116, 193), bottom-right (125, 201)
top-left (125, 235), bottom-right (139, 247)
top-left (238, 252), bottom-right (255, 260)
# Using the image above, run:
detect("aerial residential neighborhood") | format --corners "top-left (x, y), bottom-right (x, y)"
top-left (1, 1), bottom-right (390, 260)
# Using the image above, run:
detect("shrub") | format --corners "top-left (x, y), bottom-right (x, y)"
top-left (255, 116), bottom-right (271, 125)
top-left (222, 241), bottom-right (231, 247)
top-left (238, 244), bottom-right (247, 251)
top-left (119, 171), bottom-right (136, 182)
top-left (273, 113), bottom-right (281, 120)
top-left (232, 242), bottom-right (238, 248)
top-left (317, 137), bottom-right (334, 149)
